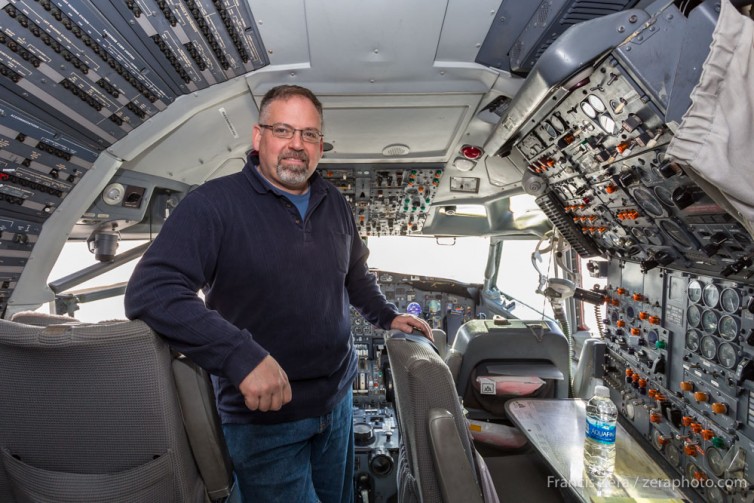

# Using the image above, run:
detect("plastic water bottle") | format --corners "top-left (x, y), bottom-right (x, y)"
top-left (584, 385), bottom-right (617, 479)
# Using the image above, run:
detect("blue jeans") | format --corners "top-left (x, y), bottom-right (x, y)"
top-left (223, 389), bottom-right (354, 503)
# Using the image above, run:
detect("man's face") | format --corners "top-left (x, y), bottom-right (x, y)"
top-left (252, 95), bottom-right (324, 193)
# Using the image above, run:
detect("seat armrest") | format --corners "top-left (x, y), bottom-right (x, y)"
top-left (428, 408), bottom-right (484, 503)
top-left (172, 357), bottom-right (234, 500)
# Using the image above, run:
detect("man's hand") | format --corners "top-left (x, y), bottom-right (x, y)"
top-left (239, 355), bottom-right (292, 412)
top-left (390, 314), bottom-right (434, 342)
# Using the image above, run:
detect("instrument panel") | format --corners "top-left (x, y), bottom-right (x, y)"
top-left (506, 4), bottom-right (754, 501)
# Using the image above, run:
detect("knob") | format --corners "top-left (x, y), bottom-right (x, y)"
top-left (650, 410), bottom-right (662, 423)
top-left (694, 392), bottom-right (709, 402)
top-left (684, 442), bottom-right (699, 456)
top-left (711, 402), bottom-right (727, 415)
top-left (682, 416), bottom-right (693, 427)
top-left (680, 381), bottom-right (694, 392)
top-left (690, 422), bottom-right (703, 434)
top-left (701, 429), bottom-right (715, 441)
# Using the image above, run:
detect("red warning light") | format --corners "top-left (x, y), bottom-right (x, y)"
top-left (460, 144), bottom-right (483, 160)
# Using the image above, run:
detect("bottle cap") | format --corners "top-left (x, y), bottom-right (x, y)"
top-left (595, 385), bottom-right (610, 397)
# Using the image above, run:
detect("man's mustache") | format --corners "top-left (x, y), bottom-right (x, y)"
top-left (279, 150), bottom-right (308, 164)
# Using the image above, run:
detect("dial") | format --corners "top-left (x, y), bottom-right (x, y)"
top-left (700, 335), bottom-right (717, 360)
top-left (717, 342), bottom-right (738, 369)
top-left (581, 101), bottom-right (597, 119)
top-left (542, 121), bottom-right (558, 139)
top-left (686, 462), bottom-right (700, 481)
top-left (685, 330), bottom-right (700, 352)
top-left (427, 299), bottom-right (441, 314)
top-left (718, 315), bottom-right (739, 341)
top-left (632, 187), bottom-right (666, 217)
top-left (551, 114), bottom-right (566, 133)
top-left (687, 305), bottom-right (701, 328)
top-left (598, 114), bottom-right (619, 134)
top-left (705, 447), bottom-right (726, 477)
top-left (631, 227), bottom-right (649, 244)
top-left (647, 330), bottom-right (659, 345)
top-left (706, 486), bottom-right (725, 503)
top-left (703, 284), bottom-right (720, 308)
top-left (651, 429), bottom-right (665, 450)
top-left (666, 444), bottom-right (680, 467)
top-left (625, 401), bottom-right (635, 420)
top-left (702, 310), bottom-right (718, 333)
top-left (687, 280), bottom-right (703, 303)
top-left (720, 288), bottom-right (740, 313)
top-left (659, 220), bottom-right (693, 248)
top-left (654, 185), bottom-right (675, 207)
top-left (587, 94), bottom-right (607, 113)
top-left (645, 228), bottom-right (664, 246)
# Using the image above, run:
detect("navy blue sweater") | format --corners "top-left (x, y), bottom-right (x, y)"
top-left (124, 160), bottom-right (399, 424)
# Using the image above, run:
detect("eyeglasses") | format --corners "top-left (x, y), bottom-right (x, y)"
top-left (259, 123), bottom-right (323, 143)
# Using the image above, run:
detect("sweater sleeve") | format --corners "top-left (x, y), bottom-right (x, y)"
top-left (124, 190), bottom-right (268, 386)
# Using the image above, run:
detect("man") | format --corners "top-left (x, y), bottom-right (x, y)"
top-left (124, 84), bottom-right (432, 502)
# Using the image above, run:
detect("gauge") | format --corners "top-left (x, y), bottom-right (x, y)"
top-left (651, 429), bottom-right (665, 450)
top-left (542, 121), bottom-right (558, 139)
top-left (654, 185), bottom-right (675, 207)
top-left (427, 299), bottom-right (441, 314)
top-left (666, 444), bottom-right (680, 467)
top-left (632, 187), bottom-right (666, 217)
top-left (685, 329), bottom-right (700, 351)
top-left (625, 401), bottom-right (635, 420)
top-left (703, 284), bottom-right (720, 308)
top-left (702, 310), bottom-right (718, 334)
top-left (706, 486), bottom-right (725, 503)
top-left (659, 220), bottom-right (693, 248)
top-left (625, 306), bottom-right (635, 319)
top-left (406, 302), bottom-right (422, 316)
top-left (581, 101), bottom-right (597, 119)
top-left (705, 447), bottom-right (726, 477)
top-left (631, 227), bottom-right (649, 244)
top-left (718, 342), bottom-right (738, 369)
top-left (587, 94), bottom-right (607, 113)
top-left (686, 462), bottom-right (700, 481)
top-left (602, 231), bottom-right (620, 248)
top-left (700, 335), bottom-right (717, 360)
top-left (598, 114), bottom-right (619, 134)
top-left (551, 114), bottom-right (566, 133)
top-left (687, 305), bottom-right (701, 328)
top-left (720, 288), bottom-right (740, 313)
top-left (687, 280), bottom-right (703, 303)
top-left (647, 330), bottom-right (659, 345)
top-left (718, 315), bottom-right (739, 341)
top-left (645, 228), bottom-right (664, 246)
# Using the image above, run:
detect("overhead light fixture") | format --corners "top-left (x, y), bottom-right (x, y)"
top-left (460, 144), bottom-right (483, 160)
top-left (453, 157), bottom-right (476, 172)
top-left (102, 183), bottom-right (125, 205)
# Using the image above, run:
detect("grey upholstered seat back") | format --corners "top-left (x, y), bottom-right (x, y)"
top-left (386, 334), bottom-right (481, 502)
top-left (0, 318), bottom-right (207, 503)
top-left (449, 319), bottom-right (571, 418)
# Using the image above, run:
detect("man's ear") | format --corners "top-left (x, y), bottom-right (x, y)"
top-left (252, 124), bottom-right (261, 151)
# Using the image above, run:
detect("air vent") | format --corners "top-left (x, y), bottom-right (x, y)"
top-left (382, 144), bottom-right (411, 156)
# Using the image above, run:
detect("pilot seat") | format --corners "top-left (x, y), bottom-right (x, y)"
top-left (445, 318), bottom-right (570, 452)
top-left (0, 313), bottom-right (238, 503)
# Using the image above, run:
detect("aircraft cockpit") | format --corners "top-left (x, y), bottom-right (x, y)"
top-left (1, 0), bottom-right (753, 501)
